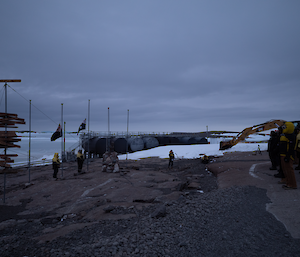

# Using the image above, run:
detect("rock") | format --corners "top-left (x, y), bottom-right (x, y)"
top-left (0, 219), bottom-right (16, 230)
top-left (151, 205), bottom-right (167, 218)
top-left (187, 182), bottom-right (200, 189)
top-left (103, 205), bottom-right (116, 213)
top-left (113, 163), bottom-right (120, 173)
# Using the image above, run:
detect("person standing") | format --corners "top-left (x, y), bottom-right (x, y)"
top-left (168, 150), bottom-right (174, 168)
top-left (279, 122), bottom-right (297, 189)
top-left (52, 153), bottom-right (60, 179)
top-left (274, 128), bottom-right (285, 178)
top-left (77, 149), bottom-right (85, 173)
top-left (295, 126), bottom-right (300, 171)
top-left (268, 131), bottom-right (280, 170)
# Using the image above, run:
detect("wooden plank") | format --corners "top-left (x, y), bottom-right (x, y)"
top-left (0, 139), bottom-right (21, 144)
top-left (0, 160), bottom-right (15, 163)
top-left (0, 117), bottom-right (25, 121)
top-left (0, 121), bottom-right (25, 125)
top-left (0, 131), bottom-right (18, 136)
top-left (0, 116), bottom-right (25, 120)
top-left (0, 112), bottom-right (19, 117)
top-left (0, 80), bottom-right (21, 82)
top-left (0, 137), bottom-right (21, 141)
top-left (0, 125), bottom-right (18, 128)
top-left (0, 154), bottom-right (18, 157)
top-left (0, 143), bottom-right (21, 148)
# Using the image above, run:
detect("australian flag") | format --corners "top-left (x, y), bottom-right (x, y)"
top-left (51, 124), bottom-right (62, 141)
top-left (77, 119), bottom-right (86, 135)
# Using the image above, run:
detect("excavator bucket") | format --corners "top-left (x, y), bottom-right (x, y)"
top-left (219, 141), bottom-right (233, 150)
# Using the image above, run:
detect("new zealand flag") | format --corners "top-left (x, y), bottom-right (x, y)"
top-left (77, 119), bottom-right (86, 135)
top-left (51, 124), bottom-right (62, 141)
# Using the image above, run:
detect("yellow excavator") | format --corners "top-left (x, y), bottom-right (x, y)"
top-left (219, 119), bottom-right (286, 150)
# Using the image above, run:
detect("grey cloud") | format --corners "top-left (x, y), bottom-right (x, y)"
top-left (1, 0), bottom-right (299, 133)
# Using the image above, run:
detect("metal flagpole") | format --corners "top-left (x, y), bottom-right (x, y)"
top-left (107, 107), bottom-right (110, 152)
top-left (87, 99), bottom-right (90, 172)
top-left (126, 109), bottom-right (129, 160)
top-left (3, 83), bottom-right (7, 203)
top-left (28, 100), bottom-right (31, 183)
top-left (64, 122), bottom-right (66, 154)
top-left (61, 103), bottom-right (64, 178)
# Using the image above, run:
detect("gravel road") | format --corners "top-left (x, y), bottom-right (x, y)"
top-left (1, 157), bottom-right (300, 256)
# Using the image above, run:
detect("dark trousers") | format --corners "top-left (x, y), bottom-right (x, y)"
top-left (168, 159), bottom-right (173, 167)
top-left (53, 163), bottom-right (59, 178)
top-left (77, 159), bottom-right (84, 172)
top-left (296, 151), bottom-right (300, 167)
top-left (270, 153), bottom-right (279, 168)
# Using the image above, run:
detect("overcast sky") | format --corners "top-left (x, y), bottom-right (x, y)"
top-left (1, 0), bottom-right (299, 133)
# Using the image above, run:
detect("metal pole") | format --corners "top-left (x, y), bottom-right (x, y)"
top-left (206, 126), bottom-right (208, 139)
top-left (87, 99), bottom-right (90, 172)
top-left (107, 107), bottom-right (110, 152)
top-left (3, 83), bottom-right (7, 203)
top-left (64, 122), bottom-right (66, 153)
top-left (28, 100), bottom-right (31, 183)
top-left (126, 109), bottom-right (129, 160)
top-left (61, 103), bottom-right (63, 178)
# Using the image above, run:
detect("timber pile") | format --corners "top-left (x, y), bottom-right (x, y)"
top-left (0, 112), bottom-right (25, 172)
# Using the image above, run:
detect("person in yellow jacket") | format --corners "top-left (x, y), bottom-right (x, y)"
top-left (52, 153), bottom-right (60, 179)
top-left (279, 122), bottom-right (297, 189)
top-left (295, 126), bottom-right (300, 171)
top-left (168, 150), bottom-right (175, 168)
top-left (77, 149), bottom-right (85, 173)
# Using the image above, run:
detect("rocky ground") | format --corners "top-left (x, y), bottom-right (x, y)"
top-left (1, 153), bottom-right (300, 256)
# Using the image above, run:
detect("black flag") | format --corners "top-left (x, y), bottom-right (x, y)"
top-left (77, 119), bottom-right (86, 135)
top-left (51, 124), bottom-right (62, 141)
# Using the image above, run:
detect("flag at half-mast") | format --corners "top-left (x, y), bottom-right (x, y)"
top-left (77, 119), bottom-right (86, 134)
top-left (51, 124), bottom-right (62, 141)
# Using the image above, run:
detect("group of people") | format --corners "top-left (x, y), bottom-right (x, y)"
top-left (52, 150), bottom-right (85, 179)
top-left (267, 121), bottom-right (300, 190)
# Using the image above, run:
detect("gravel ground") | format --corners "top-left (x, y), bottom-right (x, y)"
top-left (1, 158), bottom-right (300, 256)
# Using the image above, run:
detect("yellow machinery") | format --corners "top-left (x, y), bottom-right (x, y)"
top-left (219, 119), bottom-right (286, 150)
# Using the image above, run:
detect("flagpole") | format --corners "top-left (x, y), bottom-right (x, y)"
top-left (64, 122), bottom-right (66, 153)
top-left (3, 83), bottom-right (7, 203)
top-left (87, 99), bottom-right (90, 172)
top-left (61, 103), bottom-right (64, 178)
top-left (28, 100), bottom-right (31, 183)
top-left (126, 109), bottom-right (129, 161)
top-left (107, 107), bottom-right (110, 152)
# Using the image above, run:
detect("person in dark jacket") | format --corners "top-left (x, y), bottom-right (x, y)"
top-left (295, 126), bottom-right (300, 171)
top-left (273, 128), bottom-right (285, 178)
top-left (278, 122), bottom-right (297, 189)
top-left (268, 131), bottom-right (280, 170)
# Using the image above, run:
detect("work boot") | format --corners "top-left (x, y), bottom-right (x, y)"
top-left (269, 167), bottom-right (277, 170)
top-left (295, 166), bottom-right (300, 170)
top-left (274, 173), bottom-right (285, 178)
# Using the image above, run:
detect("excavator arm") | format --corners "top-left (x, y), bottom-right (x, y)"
top-left (219, 119), bottom-right (286, 150)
